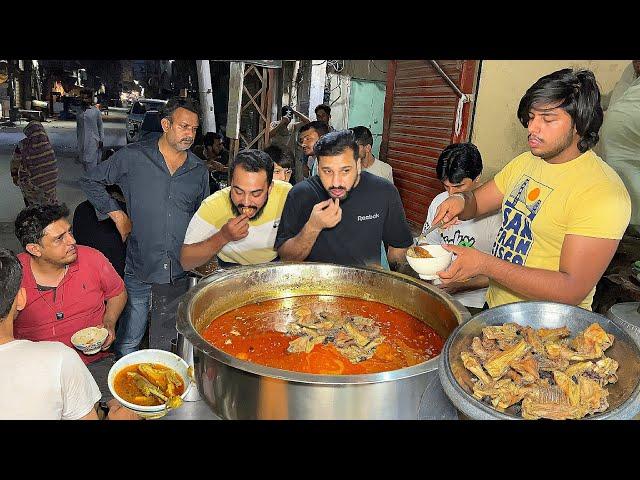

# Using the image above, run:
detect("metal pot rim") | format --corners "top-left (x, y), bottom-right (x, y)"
top-left (177, 262), bottom-right (470, 385)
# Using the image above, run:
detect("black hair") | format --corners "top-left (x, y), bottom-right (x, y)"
top-left (160, 96), bottom-right (200, 121)
top-left (229, 149), bottom-right (274, 185)
top-left (263, 144), bottom-right (293, 169)
top-left (299, 120), bottom-right (330, 138)
top-left (15, 203), bottom-right (70, 249)
top-left (203, 131), bottom-right (224, 147)
top-left (0, 248), bottom-right (22, 319)
top-left (436, 143), bottom-right (483, 183)
top-left (281, 105), bottom-right (294, 117)
top-left (350, 126), bottom-right (373, 146)
top-left (315, 104), bottom-right (331, 116)
top-left (517, 68), bottom-right (603, 153)
top-left (313, 129), bottom-right (359, 162)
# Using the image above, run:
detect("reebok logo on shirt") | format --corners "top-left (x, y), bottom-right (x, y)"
top-left (358, 213), bottom-right (380, 222)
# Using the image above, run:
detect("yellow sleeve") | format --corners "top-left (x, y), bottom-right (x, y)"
top-left (197, 189), bottom-right (232, 228)
top-left (566, 182), bottom-right (631, 239)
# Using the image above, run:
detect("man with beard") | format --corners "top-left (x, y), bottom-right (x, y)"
top-left (431, 69), bottom-right (631, 311)
top-left (13, 203), bottom-right (126, 365)
top-left (276, 130), bottom-right (413, 267)
top-left (79, 97), bottom-right (209, 357)
top-left (181, 149), bottom-right (292, 269)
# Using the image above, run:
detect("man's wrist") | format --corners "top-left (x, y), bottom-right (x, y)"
top-left (305, 220), bottom-right (322, 235)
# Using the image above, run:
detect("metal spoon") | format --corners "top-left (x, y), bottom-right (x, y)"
top-left (418, 219), bottom-right (446, 243)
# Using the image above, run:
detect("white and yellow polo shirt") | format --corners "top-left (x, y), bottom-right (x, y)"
top-left (183, 180), bottom-right (292, 265)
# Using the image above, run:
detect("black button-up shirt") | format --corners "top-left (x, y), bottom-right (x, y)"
top-left (79, 138), bottom-right (209, 284)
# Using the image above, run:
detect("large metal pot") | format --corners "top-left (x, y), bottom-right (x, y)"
top-left (176, 262), bottom-right (470, 419)
top-left (438, 301), bottom-right (640, 420)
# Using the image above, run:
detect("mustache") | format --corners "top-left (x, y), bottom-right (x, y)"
top-left (180, 137), bottom-right (194, 143)
top-left (237, 204), bottom-right (257, 210)
top-left (328, 186), bottom-right (345, 191)
top-left (528, 134), bottom-right (542, 142)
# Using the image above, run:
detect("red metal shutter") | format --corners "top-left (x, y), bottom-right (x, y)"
top-left (381, 60), bottom-right (477, 228)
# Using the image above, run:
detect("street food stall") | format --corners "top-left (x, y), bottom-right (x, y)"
top-left (123, 259), bottom-right (640, 421)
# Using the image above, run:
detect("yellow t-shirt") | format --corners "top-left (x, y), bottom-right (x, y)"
top-left (183, 180), bottom-right (292, 265)
top-left (487, 150), bottom-right (631, 310)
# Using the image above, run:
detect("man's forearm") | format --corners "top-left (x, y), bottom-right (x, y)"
top-left (103, 289), bottom-right (127, 329)
top-left (458, 191), bottom-right (479, 221)
top-left (483, 255), bottom-right (587, 305)
top-left (278, 223), bottom-right (322, 261)
top-left (181, 232), bottom-right (229, 271)
top-left (387, 246), bottom-right (409, 265)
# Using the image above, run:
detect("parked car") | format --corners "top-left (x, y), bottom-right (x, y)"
top-left (126, 98), bottom-right (167, 143)
top-left (137, 110), bottom-right (164, 142)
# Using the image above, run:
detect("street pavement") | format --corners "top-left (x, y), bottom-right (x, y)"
top-left (0, 112), bottom-right (127, 250)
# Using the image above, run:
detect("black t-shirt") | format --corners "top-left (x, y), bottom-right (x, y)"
top-left (275, 172), bottom-right (413, 267)
top-left (72, 199), bottom-right (127, 278)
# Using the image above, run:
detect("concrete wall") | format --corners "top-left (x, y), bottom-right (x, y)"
top-left (470, 60), bottom-right (631, 180)
top-left (326, 60), bottom-right (389, 130)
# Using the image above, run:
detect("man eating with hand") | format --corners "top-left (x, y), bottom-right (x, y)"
top-left (275, 130), bottom-right (413, 268)
top-left (181, 149), bottom-right (292, 269)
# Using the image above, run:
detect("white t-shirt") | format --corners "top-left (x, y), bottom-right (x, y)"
top-left (363, 158), bottom-right (394, 184)
top-left (0, 339), bottom-right (101, 420)
top-left (421, 191), bottom-right (502, 308)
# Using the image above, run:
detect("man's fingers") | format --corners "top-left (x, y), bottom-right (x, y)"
top-left (437, 260), bottom-right (461, 282)
top-left (318, 198), bottom-right (333, 210)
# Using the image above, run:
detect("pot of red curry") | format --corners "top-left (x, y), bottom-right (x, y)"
top-left (176, 262), bottom-right (470, 419)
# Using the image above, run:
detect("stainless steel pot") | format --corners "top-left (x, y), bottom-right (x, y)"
top-left (176, 262), bottom-right (470, 419)
top-left (438, 301), bottom-right (640, 420)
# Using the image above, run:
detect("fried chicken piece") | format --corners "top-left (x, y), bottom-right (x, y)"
top-left (521, 326), bottom-right (545, 354)
top-left (537, 326), bottom-right (571, 343)
top-left (578, 376), bottom-right (609, 415)
top-left (482, 323), bottom-right (520, 342)
top-left (484, 340), bottom-right (530, 380)
top-left (553, 370), bottom-right (581, 406)
top-left (471, 336), bottom-right (501, 362)
top-left (593, 357), bottom-right (619, 386)
top-left (570, 323), bottom-right (614, 357)
top-left (510, 355), bottom-right (540, 384)
top-left (521, 386), bottom-right (584, 420)
top-left (461, 351), bottom-right (493, 385)
top-left (564, 361), bottom-right (594, 379)
top-left (472, 378), bottom-right (529, 411)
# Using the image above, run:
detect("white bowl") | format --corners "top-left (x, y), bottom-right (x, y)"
top-left (108, 349), bottom-right (193, 419)
top-left (71, 327), bottom-right (109, 355)
top-left (406, 244), bottom-right (453, 280)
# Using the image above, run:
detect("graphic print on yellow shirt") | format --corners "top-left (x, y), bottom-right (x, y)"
top-left (491, 175), bottom-right (553, 265)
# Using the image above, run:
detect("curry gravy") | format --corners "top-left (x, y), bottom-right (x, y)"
top-left (201, 295), bottom-right (444, 375)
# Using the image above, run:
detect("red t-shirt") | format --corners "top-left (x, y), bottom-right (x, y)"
top-left (15, 245), bottom-right (125, 364)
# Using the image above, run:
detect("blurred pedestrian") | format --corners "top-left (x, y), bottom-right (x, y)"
top-left (10, 121), bottom-right (58, 207)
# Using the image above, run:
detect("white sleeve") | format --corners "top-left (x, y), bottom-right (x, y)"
top-left (183, 212), bottom-right (218, 245)
top-left (386, 166), bottom-right (394, 185)
top-left (59, 347), bottom-right (101, 420)
top-left (482, 212), bottom-right (502, 254)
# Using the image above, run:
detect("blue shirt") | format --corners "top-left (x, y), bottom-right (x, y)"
top-left (79, 138), bottom-right (209, 283)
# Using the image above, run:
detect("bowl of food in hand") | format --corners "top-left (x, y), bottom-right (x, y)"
top-left (71, 326), bottom-right (109, 355)
top-left (406, 244), bottom-right (453, 281)
top-left (438, 301), bottom-right (640, 420)
top-left (108, 349), bottom-right (193, 419)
